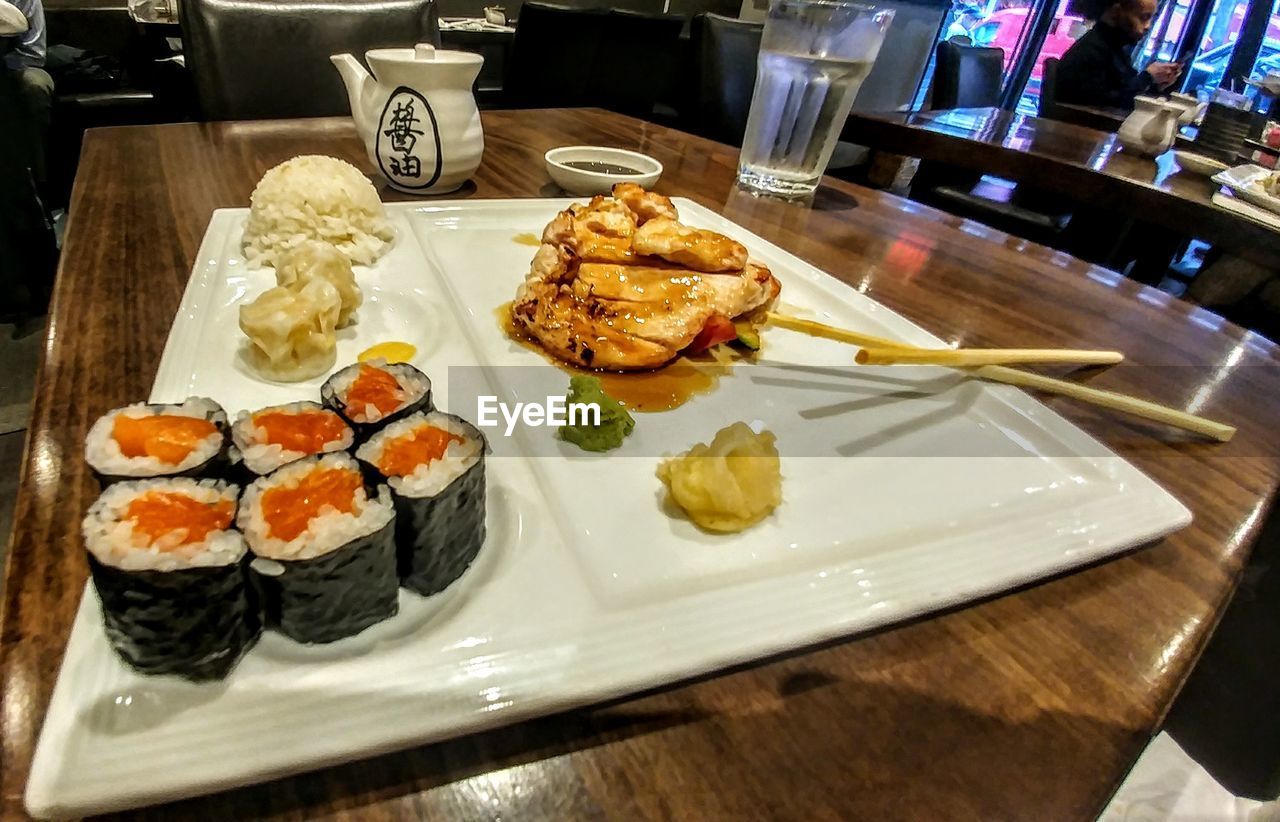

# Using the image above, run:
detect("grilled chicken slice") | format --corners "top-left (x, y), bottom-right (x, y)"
top-left (542, 198), bottom-right (637, 264)
top-left (512, 188), bottom-right (780, 370)
top-left (512, 281), bottom-right (678, 370)
top-left (632, 217), bottom-right (748, 272)
top-left (572, 263), bottom-right (708, 304)
top-left (529, 242), bottom-right (575, 284)
top-left (611, 183), bottom-right (679, 224)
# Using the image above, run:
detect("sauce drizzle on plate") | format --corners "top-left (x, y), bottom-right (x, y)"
top-left (496, 303), bottom-right (726, 412)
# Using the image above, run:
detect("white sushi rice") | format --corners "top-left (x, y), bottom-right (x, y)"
top-left (83, 478), bottom-right (245, 571)
top-left (241, 155), bottom-right (394, 268)
top-left (356, 412), bottom-right (482, 498)
top-left (327, 360), bottom-right (430, 424)
top-left (231, 401), bottom-right (354, 476)
top-left (85, 398), bottom-right (226, 478)
top-left (238, 452), bottom-right (394, 561)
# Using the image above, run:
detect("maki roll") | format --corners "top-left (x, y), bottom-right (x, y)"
top-left (85, 398), bottom-right (229, 485)
top-left (356, 412), bottom-right (486, 596)
top-left (230, 401), bottom-right (354, 477)
top-left (238, 452), bottom-right (398, 644)
top-left (321, 360), bottom-right (433, 439)
top-left (82, 478), bottom-right (260, 681)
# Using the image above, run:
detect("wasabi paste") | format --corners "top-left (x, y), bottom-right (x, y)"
top-left (560, 375), bottom-right (635, 452)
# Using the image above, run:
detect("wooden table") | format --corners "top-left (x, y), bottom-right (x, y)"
top-left (4, 109), bottom-right (1279, 821)
top-left (843, 106), bottom-right (1280, 270)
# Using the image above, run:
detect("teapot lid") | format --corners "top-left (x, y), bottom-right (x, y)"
top-left (365, 42), bottom-right (483, 66)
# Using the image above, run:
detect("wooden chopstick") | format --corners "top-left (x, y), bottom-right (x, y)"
top-left (765, 312), bottom-right (915, 350)
top-left (856, 347), bottom-right (1125, 367)
top-left (767, 313), bottom-right (1122, 366)
top-left (765, 312), bottom-right (1235, 442)
top-left (971, 366), bottom-right (1235, 442)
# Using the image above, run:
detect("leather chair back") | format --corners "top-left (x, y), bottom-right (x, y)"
top-left (504, 2), bottom-right (609, 108)
top-left (931, 40), bottom-right (1003, 110)
top-left (181, 0), bottom-right (441, 121)
top-left (586, 10), bottom-right (685, 116)
top-left (689, 12), bottom-right (763, 146)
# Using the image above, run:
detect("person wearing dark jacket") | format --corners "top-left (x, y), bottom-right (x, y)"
top-left (1056, 0), bottom-right (1181, 112)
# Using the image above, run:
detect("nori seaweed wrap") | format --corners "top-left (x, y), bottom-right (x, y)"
top-left (238, 452), bottom-right (399, 644)
top-left (82, 478), bottom-right (259, 681)
top-left (355, 411), bottom-right (487, 596)
top-left (84, 398), bottom-right (230, 486)
top-left (321, 360), bottom-right (433, 440)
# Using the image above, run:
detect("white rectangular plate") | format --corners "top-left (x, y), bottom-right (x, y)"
top-left (1213, 163), bottom-right (1280, 215)
top-left (26, 199), bottom-right (1190, 817)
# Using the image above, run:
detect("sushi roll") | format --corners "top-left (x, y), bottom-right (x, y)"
top-left (238, 452), bottom-right (398, 644)
top-left (321, 360), bottom-right (433, 439)
top-left (85, 398), bottom-right (229, 485)
top-left (356, 412), bottom-right (486, 597)
top-left (230, 401), bottom-right (354, 477)
top-left (82, 478), bottom-right (260, 681)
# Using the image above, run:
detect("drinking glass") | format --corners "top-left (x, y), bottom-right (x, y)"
top-left (737, 0), bottom-right (894, 199)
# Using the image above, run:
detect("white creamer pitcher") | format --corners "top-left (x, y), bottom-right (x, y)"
top-left (1117, 96), bottom-right (1182, 158)
top-left (331, 43), bottom-right (484, 194)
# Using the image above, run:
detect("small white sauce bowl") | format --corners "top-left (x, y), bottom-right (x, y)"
top-left (544, 146), bottom-right (663, 196)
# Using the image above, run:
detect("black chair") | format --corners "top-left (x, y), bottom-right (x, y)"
top-left (666, 0), bottom-right (739, 34)
top-left (912, 42), bottom-right (1071, 243)
top-left (180, 0), bottom-right (441, 121)
top-left (503, 2), bottom-right (609, 108)
top-left (586, 10), bottom-right (684, 117)
top-left (930, 40), bottom-right (1002, 109)
top-left (504, 3), bottom-right (680, 116)
top-left (687, 13), bottom-right (762, 146)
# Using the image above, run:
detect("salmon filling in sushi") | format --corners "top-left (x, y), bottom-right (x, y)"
top-left (85, 478), bottom-right (244, 570)
top-left (356, 412), bottom-right (486, 596)
top-left (358, 413), bottom-right (481, 496)
top-left (239, 453), bottom-right (398, 643)
top-left (322, 361), bottom-right (432, 434)
top-left (82, 478), bottom-right (259, 680)
top-left (231, 401), bottom-right (354, 476)
top-left (85, 398), bottom-right (228, 482)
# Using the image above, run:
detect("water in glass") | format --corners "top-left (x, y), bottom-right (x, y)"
top-left (737, 0), bottom-right (893, 198)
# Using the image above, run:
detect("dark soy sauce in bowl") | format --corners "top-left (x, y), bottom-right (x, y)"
top-left (560, 160), bottom-right (644, 175)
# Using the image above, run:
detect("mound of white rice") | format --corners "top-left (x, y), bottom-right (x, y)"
top-left (242, 155), bottom-right (395, 269)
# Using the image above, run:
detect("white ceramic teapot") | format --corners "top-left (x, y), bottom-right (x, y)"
top-left (331, 44), bottom-right (484, 194)
top-left (1167, 92), bottom-right (1204, 125)
top-left (1117, 96), bottom-right (1183, 158)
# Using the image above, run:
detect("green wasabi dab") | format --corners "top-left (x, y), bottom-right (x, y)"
top-left (559, 375), bottom-right (635, 452)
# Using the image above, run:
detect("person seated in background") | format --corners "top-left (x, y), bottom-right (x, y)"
top-left (1056, 0), bottom-right (1181, 112)
top-left (1, 0), bottom-right (55, 323)
top-left (2, 0), bottom-right (52, 186)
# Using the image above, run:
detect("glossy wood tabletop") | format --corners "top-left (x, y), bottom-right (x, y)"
top-left (844, 106), bottom-right (1280, 268)
top-left (4, 108), bottom-right (1280, 821)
